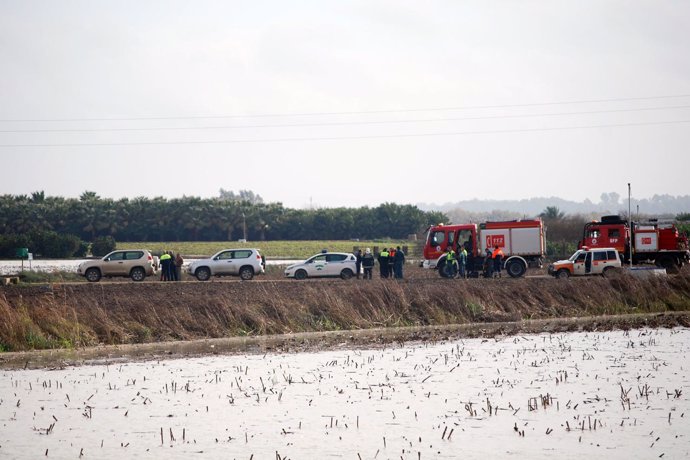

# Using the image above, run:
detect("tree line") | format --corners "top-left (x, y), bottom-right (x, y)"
top-left (0, 192), bottom-right (448, 256)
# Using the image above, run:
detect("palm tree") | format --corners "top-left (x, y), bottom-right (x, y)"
top-left (539, 206), bottom-right (565, 220)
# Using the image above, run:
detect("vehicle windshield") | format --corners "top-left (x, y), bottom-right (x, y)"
top-left (568, 250), bottom-right (584, 262)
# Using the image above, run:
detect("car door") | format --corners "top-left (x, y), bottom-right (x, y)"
top-left (326, 254), bottom-right (348, 276)
top-left (307, 254), bottom-right (328, 276)
top-left (101, 251), bottom-right (126, 276)
top-left (212, 250), bottom-right (235, 275)
top-left (573, 251), bottom-right (587, 276)
top-left (591, 250), bottom-right (608, 274)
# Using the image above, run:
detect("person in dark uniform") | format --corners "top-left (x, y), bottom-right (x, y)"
top-left (362, 248), bottom-right (375, 280)
top-left (378, 248), bottom-right (390, 278)
top-left (393, 246), bottom-right (405, 279)
top-left (355, 249), bottom-right (362, 279)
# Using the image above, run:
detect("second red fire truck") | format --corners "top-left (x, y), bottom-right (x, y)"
top-left (580, 216), bottom-right (689, 270)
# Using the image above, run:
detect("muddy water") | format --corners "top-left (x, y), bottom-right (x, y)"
top-left (1, 328), bottom-right (688, 459)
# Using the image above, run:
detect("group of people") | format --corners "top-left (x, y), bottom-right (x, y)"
top-left (355, 246), bottom-right (406, 280)
top-left (159, 251), bottom-right (184, 281)
top-left (444, 245), bottom-right (504, 278)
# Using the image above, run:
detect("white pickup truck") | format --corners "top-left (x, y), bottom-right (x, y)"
top-left (548, 247), bottom-right (622, 278)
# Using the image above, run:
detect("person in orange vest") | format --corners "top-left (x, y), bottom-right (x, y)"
top-left (492, 246), bottom-right (505, 278)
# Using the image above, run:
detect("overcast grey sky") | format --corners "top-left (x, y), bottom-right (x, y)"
top-left (1, 1), bottom-right (689, 209)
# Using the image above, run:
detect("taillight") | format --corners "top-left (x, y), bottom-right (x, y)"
top-left (148, 254), bottom-right (152, 260)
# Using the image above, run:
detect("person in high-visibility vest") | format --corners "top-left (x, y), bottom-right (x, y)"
top-left (445, 246), bottom-right (458, 278)
top-left (159, 251), bottom-right (172, 281)
top-left (458, 246), bottom-right (468, 279)
top-left (492, 246), bottom-right (505, 278)
top-left (378, 248), bottom-right (390, 278)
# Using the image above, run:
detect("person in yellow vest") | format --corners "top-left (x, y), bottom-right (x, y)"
top-left (378, 248), bottom-right (390, 278)
top-left (445, 246), bottom-right (458, 278)
top-left (159, 251), bottom-right (172, 281)
top-left (492, 246), bottom-right (505, 278)
top-left (458, 245), bottom-right (468, 279)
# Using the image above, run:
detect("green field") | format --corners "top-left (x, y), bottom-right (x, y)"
top-left (118, 240), bottom-right (418, 259)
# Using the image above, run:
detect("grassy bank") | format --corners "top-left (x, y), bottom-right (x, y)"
top-left (1, 272), bottom-right (689, 352)
top-left (118, 240), bottom-right (414, 258)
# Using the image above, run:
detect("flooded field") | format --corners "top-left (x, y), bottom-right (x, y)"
top-left (1, 328), bottom-right (688, 459)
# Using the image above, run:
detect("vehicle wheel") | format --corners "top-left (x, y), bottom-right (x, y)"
top-left (556, 269), bottom-right (570, 279)
top-left (437, 260), bottom-right (450, 278)
top-left (602, 266), bottom-right (618, 278)
top-left (130, 267), bottom-right (146, 282)
top-left (657, 256), bottom-right (679, 273)
top-left (239, 266), bottom-right (254, 281)
top-left (85, 268), bottom-right (101, 282)
top-left (340, 268), bottom-right (354, 280)
top-left (294, 269), bottom-right (307, 280)
top-left (506, 259), bottom-right (527, 278)
top-left (195, 267), bottom-right (211, 281)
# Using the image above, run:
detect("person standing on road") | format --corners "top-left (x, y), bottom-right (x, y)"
top-left (393, 246), bottom-right (405, 279)
top-left (445, 246), bottom-right (458, 278)
top-left (378, 248), bottom-right (390, 278)
top-left (362, 248), bottom-right (375, 280)
top-left (458, 245), bottom-right (468, 279)
top-left (483, 248), bottom-right (493, 278)
top-left (492, 246), bottom-right (504, 278)
top-left (355, 249), bottom-right (362, 279)
top-left (388, 247), bottom-right (396, 279)
top-left (159, 251), bottom-right (172, 281)
top-left (174, 253), bottom-right (184, 281)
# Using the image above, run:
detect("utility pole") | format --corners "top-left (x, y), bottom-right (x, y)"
top-left (242, 213), bottom-right (247, 242)
top-left (628, 183), bottom-right (633, 268)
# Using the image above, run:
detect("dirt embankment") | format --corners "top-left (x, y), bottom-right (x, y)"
top-left (1, 273), bottom-right (689, 365)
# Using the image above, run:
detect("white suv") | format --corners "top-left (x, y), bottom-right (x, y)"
top-left (187, 248), bottom-right (265, 281)
top-left (285, 252), bottom-right (357, 280)
top-left (548, 247), bottom-right (622, 278)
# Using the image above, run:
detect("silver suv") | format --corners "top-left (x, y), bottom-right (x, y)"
top-left (187, 248), bottom-right (265, 281)
top-left (78, 250), bottom-right (157, 282)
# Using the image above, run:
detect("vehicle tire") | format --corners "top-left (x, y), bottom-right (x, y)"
top-left (195, 267), bottom-right (211, 281)
top-left (130, 267), bottom-right (146, 282)
top-left (556, 269), bottom-right (570, 279)
top-left (656, 256), bottom-right (679, 273)
top-left (340, 268), bottom-right (354, 280)
top-left (239, 266), bottom-right (254, 281)
top-left (506, 259), bottom-right (527, 278)
top-left (437, 260), bottom-right (450, 278)
top-left (294, 269), bottom-right (307, 280)
top-left (602, 266), bottom-right (617, 278)
top-left (85, 268), bottom-right (101, 282)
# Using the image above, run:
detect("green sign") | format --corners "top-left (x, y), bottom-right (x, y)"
top-left (16, 247), bottom-right (29, 258)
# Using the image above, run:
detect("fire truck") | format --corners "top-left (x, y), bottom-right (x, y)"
top-left (422, 219), bottom-right (546, 278)
top-left (579, 216), bottom-right (690, 270)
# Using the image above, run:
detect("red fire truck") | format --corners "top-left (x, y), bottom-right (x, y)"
top-left (422, 219), bottom-right (546, 278)
top-left (579, 216), bottom-right (689, 269)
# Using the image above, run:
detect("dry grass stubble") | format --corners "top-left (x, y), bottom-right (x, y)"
top-left (0, 271), bottom-right (689, 351)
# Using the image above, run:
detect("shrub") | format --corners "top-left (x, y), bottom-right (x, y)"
top-left (0, 231), bottom-right (86, 258)
top-left (91, 236), bottom-right (117, 257)
top-left (31, 231), bottom-right (83, 258)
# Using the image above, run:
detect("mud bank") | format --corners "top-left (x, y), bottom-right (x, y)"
top-left (1, 311), bottom-right (689, 370)
top-left (1, 273), bottom-right (689, 355)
